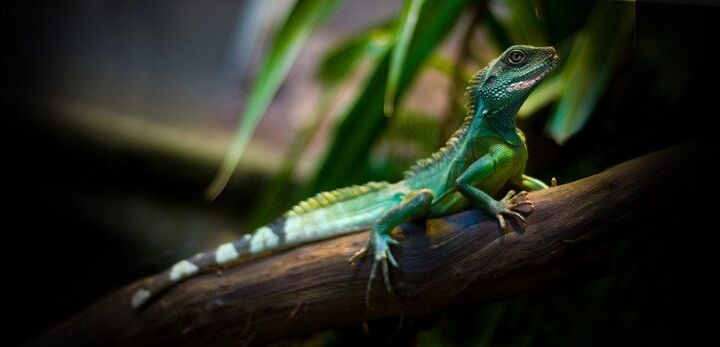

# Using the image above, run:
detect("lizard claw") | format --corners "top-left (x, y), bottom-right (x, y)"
top-left (348, 246), bottom-right (368, 265)
top-left (367, 233), bottom-right (398, 306)
top-left (551, 177), bottom-right (558, 187)
top-left (348, 232), bottom-right (399, 308)
top-left (495, 190), bottom-right (533, 233)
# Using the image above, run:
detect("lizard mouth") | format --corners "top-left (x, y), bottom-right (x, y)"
top-left (505, 56), bottom-right (558, 93)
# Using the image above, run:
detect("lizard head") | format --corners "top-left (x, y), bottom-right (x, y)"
top-left (472, 45), bottom-right (558, 116)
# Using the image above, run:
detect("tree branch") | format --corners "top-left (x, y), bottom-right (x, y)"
top-left (35, 145), bottom-right (692, 346)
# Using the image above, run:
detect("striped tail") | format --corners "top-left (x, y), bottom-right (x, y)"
top-left (131, 219), bottom-right (287, 309)
top-left (131, 181), bottom-right (402, 309)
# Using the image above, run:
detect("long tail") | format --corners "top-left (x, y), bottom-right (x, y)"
top-left (131, 181), bottom-right (401, 309)
top-left (130, 218), bottom-right (286, 309)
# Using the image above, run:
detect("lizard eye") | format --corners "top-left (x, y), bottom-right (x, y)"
top-left (507, 50), bottom-right (525, 65)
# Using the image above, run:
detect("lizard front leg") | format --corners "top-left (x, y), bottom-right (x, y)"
top-left (455, 146), bottom-right (532, 233)
top-left (349, 189), bottom-right (434, 308)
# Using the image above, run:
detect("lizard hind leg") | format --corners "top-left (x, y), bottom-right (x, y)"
top-left (349, 189), bottom-right (434, 308)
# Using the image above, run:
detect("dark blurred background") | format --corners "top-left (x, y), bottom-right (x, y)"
top-left (3, 0), bottom-right (719, 345)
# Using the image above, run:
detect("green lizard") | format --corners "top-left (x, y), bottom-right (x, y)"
top-left (131, 45), bottom-right (559, 309)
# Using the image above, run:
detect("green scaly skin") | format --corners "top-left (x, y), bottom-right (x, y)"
top-left (131, 45), bottom-right (559, 309)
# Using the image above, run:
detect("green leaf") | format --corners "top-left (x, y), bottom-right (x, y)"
top-left (384, 0), bottom-right (427, 116)
top-left (304, 0), bottom-right (472, 195)
top-left (367, 111), bottom-right (441, 181)
top-left (428, 53), bottom-right (473, 84)
top-left (538, 0), bottom-right (596, 43)
top-left (249, 91), bottom-right (337, 226)
top-left (251, 23), bottom-right (395, 225)
top-left (483, 9), bottom-right (512, 50)
top-left (383, 111), bottom-right (441, 151)
top-left (318, 22), bottom-right (393, 87)
top-left (547, 2), bottom-right (633, 144)
top-left (487, 0), bottom-right (546, 46)
top-left (205, 0), bottom-right (340, 200)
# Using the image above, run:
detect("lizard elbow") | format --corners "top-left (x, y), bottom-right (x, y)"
top-left (455, 176), bottom-right (471, 195)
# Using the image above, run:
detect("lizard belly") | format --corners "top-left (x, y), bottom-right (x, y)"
top-left (427, 190), bottom-right (470, 217)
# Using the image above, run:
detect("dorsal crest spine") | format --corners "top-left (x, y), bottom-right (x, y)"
top-left (403, 68), bottom-right (486, 178)
top-left (284, 181), bottom-right (389, 217)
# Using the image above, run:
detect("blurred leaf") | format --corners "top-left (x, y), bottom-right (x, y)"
top-left (547, 2), bottom-right (633, 144)
top-left (385, 0), bottom-right (427, 116)
top-left (517, 73), bottom-right (562, 118)
top-left (318, 21), bottom-right (393, 87)
top-left (483, 9), bottom-right (512, 50)
top-left (249, 91), bottom-right (336, 227)
top-left (304, 0), bottom-right (472, 195)
top-left (428, 53), bottom-right (473, 84)
top-left (367, 111), bottom-right (441, 180)
top-left (205, 0), bottom-right (340, 200)
top-left (383, 111), bottom-right (441, 153)
top-left (252, 23), bottom-right (395, 225)
top-left (536, 0), bottom-right (596, 43)
top-left (487, 0), bottom-right (546, 46)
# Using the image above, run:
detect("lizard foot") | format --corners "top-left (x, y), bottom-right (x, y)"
top-left (348, 232), bottom-right (399, 308)
top-left (494, 190), bottom-right (533, 233)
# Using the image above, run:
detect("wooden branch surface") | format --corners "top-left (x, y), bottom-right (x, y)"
top-left (35, 145), bottom-right (692, 346)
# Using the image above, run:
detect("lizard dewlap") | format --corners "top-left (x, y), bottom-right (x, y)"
top-left (131, 45), bottom-right (559, 309)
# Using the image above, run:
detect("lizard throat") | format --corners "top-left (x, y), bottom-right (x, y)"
top-left (505, 68), bottom-right (552, 92)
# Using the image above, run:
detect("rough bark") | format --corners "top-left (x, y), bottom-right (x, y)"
top-left (34, 145), bottom-right (692, 346)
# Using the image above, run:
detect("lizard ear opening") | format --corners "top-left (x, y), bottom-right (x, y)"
top-left (485, 75), bottom-right (496, 85)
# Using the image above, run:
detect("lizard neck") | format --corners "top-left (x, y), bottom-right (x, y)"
top-left (470, 100), bottom-right (523, 145)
